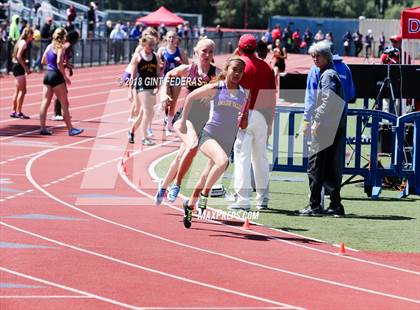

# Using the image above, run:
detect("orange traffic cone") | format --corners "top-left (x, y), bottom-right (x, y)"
top-left (242, 218), bottom-right (251, 230)
top-left (339, 242), bottom-right (346, 255)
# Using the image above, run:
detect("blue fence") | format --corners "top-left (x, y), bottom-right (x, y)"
top-left (271, 106), bottom-right (420, 199)
top-left (394, 112), bottom-right (420, 197)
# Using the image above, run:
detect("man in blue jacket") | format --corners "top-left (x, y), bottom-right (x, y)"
top-left (303, 47), bottom-right (355, 129)
top-left (298, 40), bottom-right (354, 217)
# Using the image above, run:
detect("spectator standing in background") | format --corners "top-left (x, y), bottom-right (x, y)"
top-left (292, 29), bottom-right (301, 53)
top-left (9, 15), bottom-right (20, 46)
top-left (176, 24), bottom-right (183, 38)
top-left (0, 0), bottom-right (9, 22)
top-left (121, 21), bottom-right (130, 34)
top-left (364, 29), bottom-right (373, 59)
top-left (20, 19), bottom-right (28, 34)
top-left (31, 24), bottom-right (42, 72)
top-left (303, 28), bottom-right (312, 50)
top-left (67, 5), bottom-right (76, 24)
top-left (32, 2), bottom-right (42, 26)
top-left (282, 26), bottom-right (292, 52)
top-left (298, 41), bottom-right (346, 217)
top-left (106, 20), bottom-right (113, 37)
top-left (0, 23), bottom-right (7, 75)
top-left (130, 23), bottom-right (142, 40)
top-left (352, 30), bottom-right (363, 57)
top-left (87, 2), bottom-right (96, 38)
top-left (314, 30), bottom-right (324, 43)
top-left (8, 15), bottom-right (20, 73)
top-left (271, 24), bottom-right (281, 44)
top-left (41, 17), bottom-right (54, 43)
top-left (256, 39), bottom-right (269, 60)
top-left (378, 32), bottom-right (385, 57)
top-left (110, 23), bottom-right (126, 64)
top-left (343, 31), bottom-right (352, 56)
top-left (158, 23), bottom-right (167, 38)
top-left (182, 21), bottom-right (190, 52)
top-left (216, 24), bottom-right (223, 53)
top-left (326, 32), bottom-right (334, 42)
top-left (65, 21), bottom-right (75, 32)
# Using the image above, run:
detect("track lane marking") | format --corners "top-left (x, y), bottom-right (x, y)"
top-left (0, 266), bottom-right (144, 309)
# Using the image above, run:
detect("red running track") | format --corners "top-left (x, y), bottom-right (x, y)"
top-left (1, 55), bottom-right (419, 310)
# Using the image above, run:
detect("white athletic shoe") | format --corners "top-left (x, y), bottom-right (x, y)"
top-left (51, 115), bottom-right (64, 121)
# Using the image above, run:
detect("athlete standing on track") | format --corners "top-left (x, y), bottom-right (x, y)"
top-left (270, 38), bottom-right (287, 86)
top-left (154, 38), bottom-right (219, 205)
top-left (127, 34), bottom-right (162, 146)
top-left (10, 27), bottom-right (33, 119)
top-left (51, 30), bottom-right (80, 121)
top-left (39, 28), bottom-right (84, 136)
top-left (179, 56), bottom-right (247, 228)
top-left (124, 27), bottom-right (161, 125)
top-left (157, 31), bottom-right (188, 135)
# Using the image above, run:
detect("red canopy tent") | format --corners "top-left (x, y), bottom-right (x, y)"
top-left (136, 6), bottom-right (185, 27)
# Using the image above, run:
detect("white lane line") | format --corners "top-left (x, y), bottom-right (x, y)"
top-left (0, 100), bottom-right (129, 152)
top-left (17, 126), bottom-right (420, 306)
top-left (0, 66), bottom-right (123, 93)
top-left (0, 82), bottom-right (116, 101)
top-left (0, 266), bottom-right (144, 309)
top-left (0, 173), bottom-right (26, 176)
top-left (39, 151), bottom-right (129, 189)
top-left (0, 295), bottom-right (94, 299)
top-left (141, 308), bottom-right (292, 310)
top-left (119, 165), bottom-right (420, 304)
top-left (0, 74), bottom-right (117, 93)
top-left (1, 143), bottom-right (131, 152)
top-left (146, 145), bottom-right (420, 274)
top-left (0, 223), bottom-right (302, 310)
top-left (0, 189), bottom-right (34, 202)
top-left (0, 92), bottom-right (126, 125)
top-left (0, 64), bottom-right (123, 83)
top-left (16, 112), bottom-right (420, 304)
top-left (15, 119), bottom-right (302, 309)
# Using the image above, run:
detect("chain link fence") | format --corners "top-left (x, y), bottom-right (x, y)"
top-left (0, 34), bottom-right (242, 73)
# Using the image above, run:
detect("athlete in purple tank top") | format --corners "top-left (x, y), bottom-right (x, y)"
top-left (46, 46), bottom-right (59, 71)
top-left (154, 39), bottom-right (219, 207)
top-left (39, 28), bottom-right (83, 136)
top-left (203, 80), bottom-right (246, 144)
top-left (178, 56), bottom-right (247, 228)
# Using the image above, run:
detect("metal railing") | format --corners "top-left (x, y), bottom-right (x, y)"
top-left (0, 35), bottom-right (241, 73)
top-left (269, 106), bottom-right (417, 199)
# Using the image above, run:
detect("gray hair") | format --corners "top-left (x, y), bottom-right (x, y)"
top-left (308, 40), bottom-right (333, 64)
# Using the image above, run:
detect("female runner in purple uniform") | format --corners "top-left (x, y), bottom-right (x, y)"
top-left (39, 28), bottom-right (83, 136)
top-left (154, 38), bottom-right (218, 205)
top-left (178, 56), bottom-right (247, 228)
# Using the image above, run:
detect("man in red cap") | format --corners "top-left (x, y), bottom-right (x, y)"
top-left (380, 34), bottom-right (402, 64)
top-left (379, 34), bottom-right (415, 114)
top-left (271, 25), bottom-right (281, 43)
top-left (228, 34), bottom-right (276, 211)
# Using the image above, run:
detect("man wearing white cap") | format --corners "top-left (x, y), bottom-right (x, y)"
top-left (228, 34), bottom-right (276, 211)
